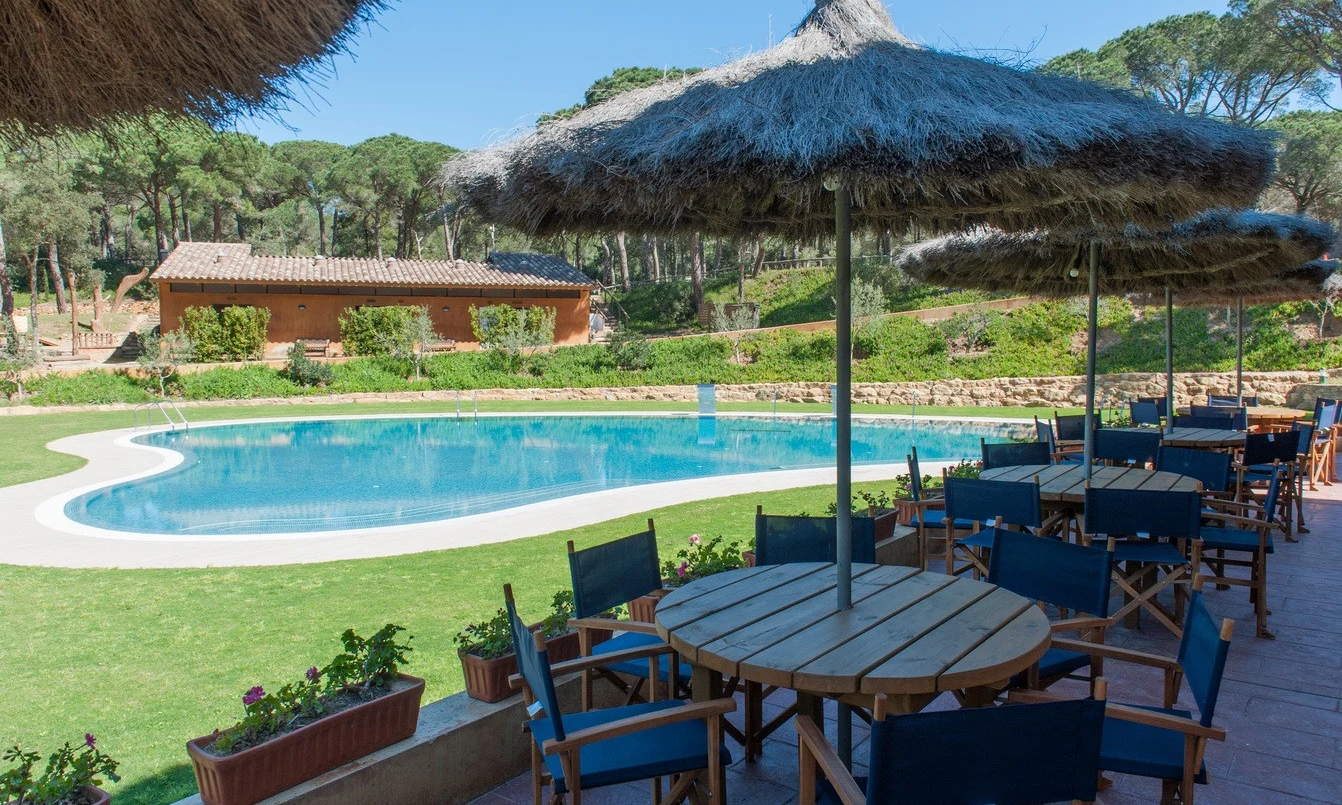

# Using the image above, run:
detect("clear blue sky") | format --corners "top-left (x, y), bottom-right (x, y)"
top-left (242, 0), bottom-right (1226, 149)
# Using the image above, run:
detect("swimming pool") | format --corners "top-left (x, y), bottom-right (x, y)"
top-left (63, 415), bottom-right (1025, 536)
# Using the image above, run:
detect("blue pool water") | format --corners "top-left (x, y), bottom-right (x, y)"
top-left (64, 415), bottom-right (1024, 536)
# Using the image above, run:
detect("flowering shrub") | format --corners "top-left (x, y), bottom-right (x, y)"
top-left (211, 624), bottom-right (412, 755)
top-left (1, 735), bottom-right (119, 805)
top-left (662, 535), bottom-right (746, 587)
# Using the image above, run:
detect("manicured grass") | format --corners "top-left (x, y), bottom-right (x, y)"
top-left (0, 400), bottom-right (1044, 805)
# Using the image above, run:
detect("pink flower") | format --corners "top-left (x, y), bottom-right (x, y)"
top-left (84, 734), bottom-right (96, 749)
top-left (242, 686), bottom-right (266, 706)
top-left (677, 561), bottom-right (689, 578)
top-left (306, 667), bottom-right (321, 682)
top-left (689, 534), bottom-right (701, 545)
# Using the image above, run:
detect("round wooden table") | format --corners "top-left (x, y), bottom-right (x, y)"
top-left (980, 463), bottom-right (1201, 504)
top-left (1160, 427), bottom-right (1245, 450)
top-left (654, 563), bottom-right (1050, 715)
top-left (1244, 406), bottom-right (1309, 428)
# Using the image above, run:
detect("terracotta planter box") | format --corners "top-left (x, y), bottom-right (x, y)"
top-left (85, 786), bottom-right (110, 805)
top-left (187, 674), bottom-right (425, 805)
top-left (627, 587), bottom-right (674, 623)
top-left (459, 628), bottom-right (601, 703)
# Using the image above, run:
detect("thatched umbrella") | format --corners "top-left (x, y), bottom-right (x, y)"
top-left (444, 0), bottom-right (1274, 626)
top-left (0, 0), bottom-right (386, 138)
top-left (896, 211), bottom-right (1335, 448)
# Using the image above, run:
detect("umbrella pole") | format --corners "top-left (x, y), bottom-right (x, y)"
top-left (834, 185), bottom-right (853, 612)
top-left (1166, 287), bottom-right (1175, 434)
top-left (834, 184), bottom-right (855, 771)
top-left (1084, 242), bottom-right (1101, 479)
top-left (1236, 297), bottom-right (1245, 406)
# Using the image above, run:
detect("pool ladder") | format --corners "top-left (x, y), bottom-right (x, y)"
top-left (134, 400), bottom-right (190, 432)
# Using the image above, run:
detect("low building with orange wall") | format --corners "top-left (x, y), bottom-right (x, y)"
top-left (151, 242), bottom-right (599, 352)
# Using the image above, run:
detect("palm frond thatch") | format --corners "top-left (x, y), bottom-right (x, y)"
top-left (444, 0), bottom-right (1274, 238)
top-left (893, 210), bottom-right (1336, 298)
top-left (1159, 259), bottom-right (1338, 307)
top-left (0, 0), bottom-right (386, 138)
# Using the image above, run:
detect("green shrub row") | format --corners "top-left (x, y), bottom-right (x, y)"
top-left (180, 305), bottom-right (271, 362)
top-left (7, 301), bottom-right (1341, 407)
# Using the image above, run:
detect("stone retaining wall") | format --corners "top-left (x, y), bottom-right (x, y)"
top-left (4, 369), bottom-right (1334, 417)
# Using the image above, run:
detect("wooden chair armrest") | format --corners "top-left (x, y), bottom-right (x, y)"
top-left (542, 698), bottom-right (736, 755)
top-left (1051, 616), bottom-right (1113, 634)
top-left (1004, 688), bottom-right (1073, 705)
top-left (1199, 513), bottom-right (1283, 532)
top-left (904, 498), bottom-right (946, 510)
top-left (1203, 498), bottom-right (1263, 512)
top-left (1050, 638), bottom-right (1179, 670)
top-left (1105, 703), bottom-right (1226, 741)
top-left (795, 715), bottom-right (865, 805)
top-left (509, 643), bottom-right (671, 689)
top-left (567, 617), bottom-right (660, 635)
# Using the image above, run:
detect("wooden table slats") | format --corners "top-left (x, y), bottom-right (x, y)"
top-left (859, 588), bottom-right (1039, 695)
top-left (980, 464), bottom-right (1201, 503)
top-left (694, 565), bottom-right (918, 668)
top-left (657, 564), bottom-right (1049, 705)
top-left (1161, 427), bottom-right (1246, 449)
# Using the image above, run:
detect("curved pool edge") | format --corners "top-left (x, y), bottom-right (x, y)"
top-left (4, 411), bottom-right (1028, 569)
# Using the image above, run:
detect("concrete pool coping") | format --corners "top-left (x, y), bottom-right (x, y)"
top-left (1, 411), bottom-right (1032, 569)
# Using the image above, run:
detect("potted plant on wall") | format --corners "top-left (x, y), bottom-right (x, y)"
top-left (455, 591), bottom-right (608, 703)
top-left (629, 535), bottom-right (746, 621)
top-left (1, 735), bottom-right (119, 805)
top-left (186, 624), bottom-right (422, 805)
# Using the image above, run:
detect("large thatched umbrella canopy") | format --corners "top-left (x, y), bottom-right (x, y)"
top-left (445, 0), bottom-right (1274, 238)
top-left (0, 0), bottom-right (385, 137)
top-left (893, 211), bottom-right (1336, 297)
top-left (896, 211), bottom-right (1335, 436)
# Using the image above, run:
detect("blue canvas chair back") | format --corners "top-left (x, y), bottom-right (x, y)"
top-left (981, 439), bottom-right (1051, 470)
top-left (987, 528), bottom-right (1112, 616)
top-left (1174, 414), bottom-right (1234, 430)
top-left (568, 527), bottom-right (662, 620)
top-left (1054, 413), bottom-right (1089, 441)
top-left (505, 588), bottom-right (566, 740)
top-left (1084, 487), bottom-right (1203, 540)
top-left (1242, 431), bottom-right (1300, 467)
top-left (1292, 421), bottom-right (1316, 455)
top-left (1138, 395), bottom-right (1168, 408)
top-left (1317, 401), bottom-right (1338, 432)
top-left (1259, 463), bottom-right (1284, 515)
top-left (1312, 396), bottom-right (1334, 421)
top-left (906, 447), bottom-right (926, 502)
top-left (1209, 394), bottom-right (1257, 407)
top-left (1094, 428), bottom-right (1162, 466)
top-left (1178, 591), bottom-right (1232, 727)
top-left (754, 513), bottom-right (876, 566)
top-left (1191, 404), bottom-right (1247, 429)
top-left (1130, 401), bottom-right (1162, 426)
top-left (1033, 417), bottom-right (1055, 449)
top-left (863, 698), bottom-right (1105, 805)
top-left (1157, 446), bottom-right (1232, 493)
top-left (943, 477), bottom-right (1041, 530)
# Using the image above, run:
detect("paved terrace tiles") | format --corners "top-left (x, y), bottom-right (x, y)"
top-left (471, 479), bottom-right (1342, 805)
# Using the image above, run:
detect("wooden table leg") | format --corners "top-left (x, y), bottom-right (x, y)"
top-left (836, 702), bottom-right (853, 769)
top-left (691, 664), bottom-right (723, 703)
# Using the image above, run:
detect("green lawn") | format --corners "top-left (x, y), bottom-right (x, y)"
top-left (0, 399), bottom-right (1045, 805)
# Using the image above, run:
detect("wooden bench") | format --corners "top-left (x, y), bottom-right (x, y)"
top-left (295, 338), bottom-right (331, 358)
top-left (423, 339), bottom-right (456, 354)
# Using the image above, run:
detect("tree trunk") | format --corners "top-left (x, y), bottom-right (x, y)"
top-left (67, 268), bottom-right (78, 355)
top-left (651, 237), bottom-right (661, 281)
top-left (26, 250), bottom-right (39, 358)
top-left (150, 186), bottom-right (168, 262)
top-left (47, 241), bottom-right (68, 313)
top-left (640, 235), bottom-right (652, 281)
top-left (168, 193), bottom-right (182, 247)
top-left (752, 237), bottom-right (766, 279)
top-left (600, 237), bottom-right (614, 286)
top-left (738, 247), bottom-right (746, 303)
top-left (690, 232), bottom-right (704, 312)
top-left (181, 189), bottom-right (192, 241)
top-left (124, 203), bottom-right (135, 263)
top-left (616, 232), bottom-right (631, 292)
top-left (0, 218), bottom-right (11, 317)
top-left (212, 203), bottom-right (224, 241)
top-left (318, 201), bottom-right (329, 257)
top-left (99, 201), bottom-right (115, 259)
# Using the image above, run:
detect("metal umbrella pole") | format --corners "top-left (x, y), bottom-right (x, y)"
top-left (1236, 297), bottom-right (1245, 406)
top-left (1166, 287), bottom-right (1175, 434)
top-left (1083, 242), bottom-right (1102, 479)
top-left (833, 183), bottom-right (855, 769)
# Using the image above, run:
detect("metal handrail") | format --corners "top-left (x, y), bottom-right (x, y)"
top-left (133, 400), bottom-right (189, 432)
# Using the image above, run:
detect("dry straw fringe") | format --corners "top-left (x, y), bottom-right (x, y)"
top-left (444, 0), bottom-right (1274, 239)
top-left (0, 0), bottom-right (386, 139)
top-left (892, 210), bottom-right (1337, 298)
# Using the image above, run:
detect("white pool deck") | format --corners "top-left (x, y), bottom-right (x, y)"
top-left (0, 412), bottom-right (1024, 569)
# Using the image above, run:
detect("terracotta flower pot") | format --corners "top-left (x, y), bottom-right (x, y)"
top-left (84, 786), bottom-right (110, 805)
top-left (187, 673), bottom-right (425, 805)
top-left (627, 586), bottom-right (674, 623)
top-left (459, 628), bottom-right (596, 703)
top-left (742, 550), bottom-right (757, 568)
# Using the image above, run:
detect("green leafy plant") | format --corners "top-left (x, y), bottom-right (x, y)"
top-left (662, 535), bottom-right (746, 587)
top-left (605, 329), bottom-right (655, 371)
top-left (285, 343), bottom-right (335, 388)
top-left (453, 591), bottom-right (580, 661)
top-left (0, 315), bottom-right (37, 401)
top-left (338, 306), bottom-right (418, 358)
top-left (209, 624), bottom-right (412, 756)
top-left (944, 459), bottom-right (983, 479)
top-left (1, 736), bottom-right (120, 805)
top-left (137, 329), bottom-right (196, 396)
top-left (180, 305), bottom-right (270, 362)
top-left (470, 304), bottom-right (557, 375)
